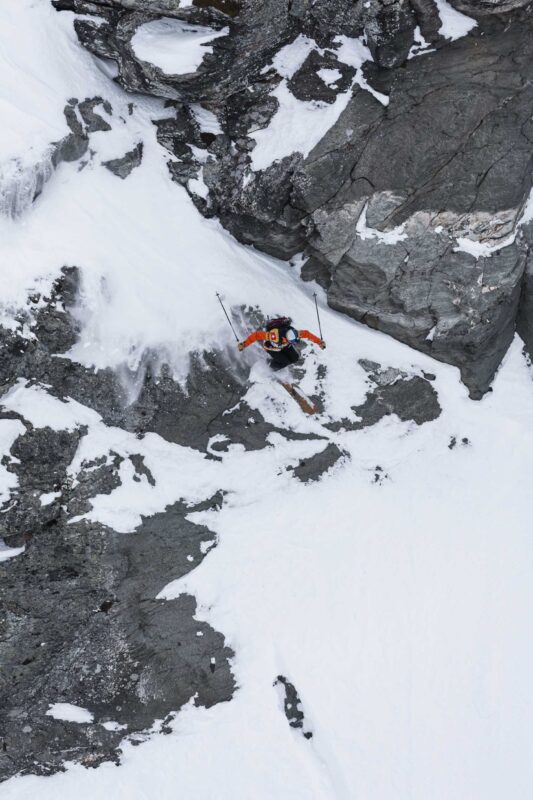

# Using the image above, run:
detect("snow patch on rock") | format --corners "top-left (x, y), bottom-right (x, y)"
top-left (46, 703), bottom-right (94, 724)
top-left (435, 0), bottom-right (477, 41)
top-left (356, 202), bottom-right (408, 244)
top-left (131, 19), bottom-right (228, 76)
top-left (269, 35), bottom-right (320, 80)
top-left (251, 36), bottom-right (386, 171)
top-left (250, 81), bottom-right (354, 171)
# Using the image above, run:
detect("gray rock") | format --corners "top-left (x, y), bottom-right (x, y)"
top-left (328, 229), bottom-right (528, 398)
top-left (292, 11), bottom-right (533, 396)
top-left (290, 442), bottom-right (347, 483)
top-left (352, 375), bottom-right (442, 428)
top-left (0, 297), bottom-right (245, 779)
top-left (516, 224), bottom-right (533, 361)
top-left (0, 505), bottom-right (234, 778)
top-left (327, 364), bottom-right (441, 432)
top-left (288, 49), bottom-right (355, 104)
top-left (363, 0), bottom-right (416, 69)
top-left (205, 151), bottom-right (307, 258)
top-left (155, 105), bottom-right (212, 190)
top-left (78, 97), bottom-right (113, 132)
top-left (31, 266), bottom-right (80, 353)
top-left (103, 142), bottom-right (144, 178)
top-left (72, 2), bottom-right (297, 105)
top-left (275, 675), bottom-right (312, 739)
top-left (300, 255), bottom-right (331, 290)
top-left (409, 0), bottom-right (443, 42)
top-left (58, 3), bottom-right (533, 398)
top-left (447, 0), bottom-right (532, 14)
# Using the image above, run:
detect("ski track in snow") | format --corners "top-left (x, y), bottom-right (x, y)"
top-left (1, 2), bottom-right (533, 799)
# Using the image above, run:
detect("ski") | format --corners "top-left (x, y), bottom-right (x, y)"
top-left (278, 381), bottom-right (317, 415)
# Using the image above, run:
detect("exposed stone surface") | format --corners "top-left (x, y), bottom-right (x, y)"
top-left (275, 675), bottom-right (312, 739)
top-left (0, 500), bottom-right (234, 778)
top-left (290, 442), bottom-right (346, 483)
top-left (103, 141), bottom-right (144, 178)
top-left (0, 262), bottom-right (441, 779)
top-left (327, 360), bottom-right (441, 432)
top-left (448, 0), bottom-right (532, 14)
top-left (78, 97), bottom-right (113, 132)
top-left (56, 1), bottom-right (533, 395)
top-left (352, 375), bottom-right (441, 428)
top-left (0, 272), bottom-right (253, 780)
top-left (363, 0), bottom-right (416, 69)
top-left (517, 223), bottom-right (533, 360)
top-left (288, 49), bottom-right (355, 104)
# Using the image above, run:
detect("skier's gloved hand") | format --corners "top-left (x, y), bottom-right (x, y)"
top-left (237, 342), bottom-right (245, 351)
top-left (319, 340), bottom-right (326, 350)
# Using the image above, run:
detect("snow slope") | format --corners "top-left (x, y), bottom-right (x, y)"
top-left (1, 3), bottom-right (533, 799)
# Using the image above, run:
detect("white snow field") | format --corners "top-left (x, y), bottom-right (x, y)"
top-left (1, 2), bottom-right (533, 800)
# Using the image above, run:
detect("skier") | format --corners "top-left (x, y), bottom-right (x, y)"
top-left (237, 316), bottom-right (325, 370)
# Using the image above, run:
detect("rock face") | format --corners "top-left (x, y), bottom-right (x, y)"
top-left (290, 442), bottom-right (347, 483)
top-left (306, 10), bottom-right (533, 397)
top-left (103, 141), bottom-right (143, 178)
top-left (4, 0), bottom-right (527, 784)
top-left (57, 0), bottom-right (533, 397)
top-left (275, 675), bottom-right (313, 739)
top-left (448, 0), bottom-right (532, 13)
top-left (0, 271), bottom-right (246, 779)
top-left (0, 269), bottom-right (442, 780)
top-left (0, 97), bottom-right (113, 219)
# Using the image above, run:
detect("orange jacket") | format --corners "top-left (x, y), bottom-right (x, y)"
top-left (241, 328), bottom-right (322, 350)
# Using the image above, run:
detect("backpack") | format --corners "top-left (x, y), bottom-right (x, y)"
top-left (266, 316), bottom-right (292, 335)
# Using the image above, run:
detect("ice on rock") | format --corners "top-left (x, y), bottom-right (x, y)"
top-left (0, 148), bottom-right (54, 218)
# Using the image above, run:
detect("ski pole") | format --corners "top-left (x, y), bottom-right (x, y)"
top-left (216, 292), bottom-right (239, 342)
top-left (313, 292), bottom-right (324, 341)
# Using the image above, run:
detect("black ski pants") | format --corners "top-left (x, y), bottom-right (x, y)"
top-left (267, 345), bottom-right (300, 370)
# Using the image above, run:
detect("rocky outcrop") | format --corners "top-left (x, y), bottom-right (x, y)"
top-left (327, 360), bottom-right (441, 431)
top-left (0, 97), bottom-right (112, 219)
top-left (363, 0), bottom-right (416, 68)
top-left (303, 12), bottom-right (533, 396)
top-left (0, 264), bottom-right (442, 777)
top-left (275, 675), bottom-right (313, 739)
top-left (59, 0), bottom-right (533, 397)
top-left (0, 272), bottom-right (241, 780)
top-left (0, 436), bottom-right (234, 778)
top-left (103, 141), bottom-right (143, 178)
top-left (516, 224), bottom-right (533, 358)
top-left (290, 442), bottom-right (347, 482)
top-left (448, 0), bottom-right (532, 13)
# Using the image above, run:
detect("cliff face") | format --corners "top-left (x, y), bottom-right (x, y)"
top-left (58, 0), bottom-right (533, 397)
top-left (1, 1), bottom-right (532, 791)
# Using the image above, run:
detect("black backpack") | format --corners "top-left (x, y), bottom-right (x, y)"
top-left (266, 316), bottom-right (292, 336)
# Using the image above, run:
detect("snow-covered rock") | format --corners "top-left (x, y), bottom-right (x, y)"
top-left (1, 1), bottom-right (533, 797)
